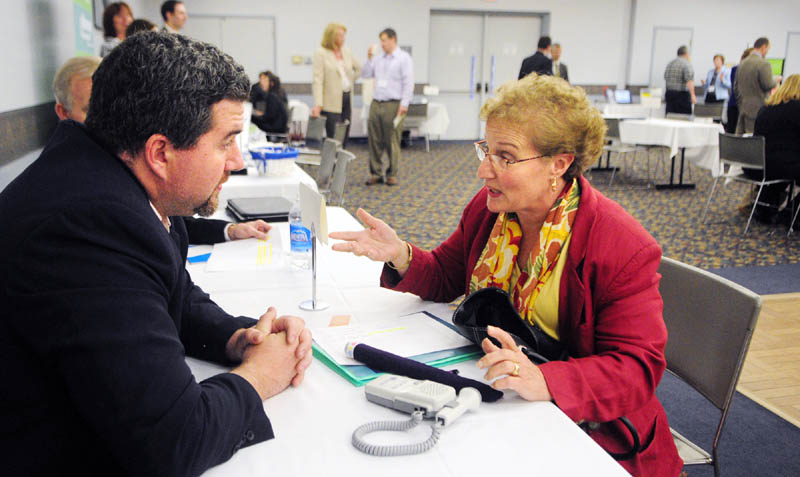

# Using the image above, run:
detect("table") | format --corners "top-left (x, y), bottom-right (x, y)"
top-left (599, 103), bottom-right (661, 119)
top-left (218, 164), bottom-right (317, 209)
top-left (619, 118), bottom-right (725, 189)
top-left (186, 207), bottom-right (629, 477)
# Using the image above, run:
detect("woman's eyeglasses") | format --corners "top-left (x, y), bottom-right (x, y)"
top-left (474, 140), bottom-right (547, 170)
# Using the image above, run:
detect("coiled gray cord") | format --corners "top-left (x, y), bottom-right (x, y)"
top-left (352, 411), bottom-right (443, 456)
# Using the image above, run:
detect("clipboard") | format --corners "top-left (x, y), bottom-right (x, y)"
top-left (312, 312), bottom-right (482, 386)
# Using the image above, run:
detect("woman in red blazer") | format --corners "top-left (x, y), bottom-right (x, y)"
top-left (331, 74), bottom-right (682, 477)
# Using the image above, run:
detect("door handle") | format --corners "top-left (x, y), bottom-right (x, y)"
top-left (475, 82), bottom-right (482, 93)
top-left (484, 83), bottom-right (489, 93)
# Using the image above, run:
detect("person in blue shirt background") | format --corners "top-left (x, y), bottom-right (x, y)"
top-left (702, 54), bottom-right (731, 103)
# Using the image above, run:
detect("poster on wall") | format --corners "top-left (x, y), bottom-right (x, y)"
top-left (74, 0), bottom-right (94, 56)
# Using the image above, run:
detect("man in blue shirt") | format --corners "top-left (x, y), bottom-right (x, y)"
top-left (361, 28), bottom-right (414, 186)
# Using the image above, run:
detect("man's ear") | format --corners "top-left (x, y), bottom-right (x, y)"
top-left (142, 134), bottom-right (172, 181)
top-left (551, 153), bottom-right (575, 178)
top-left (54, 103), bottom-right (69, 121)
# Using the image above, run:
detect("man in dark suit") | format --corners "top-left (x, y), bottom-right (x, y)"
top-left (551, 43), bottom-right (569, 83)
top-left (51, 57), bottom-right (271, 245)
top-left (0, 32), bottom-right (311, 476)
top-left (518, 36), bottom-right (553, 79)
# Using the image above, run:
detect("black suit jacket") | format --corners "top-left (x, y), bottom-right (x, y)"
top-left (554, 62), bottom-right (569, 83)
top-left (183, 216), bottom-right (229, 244)
top-left (518, 51), bottom-right (553, 79)
top-left (0, 121), bottom-right (272, 476)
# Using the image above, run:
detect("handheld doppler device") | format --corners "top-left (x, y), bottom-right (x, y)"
top-left (353, 374), bottom-right (481, 456)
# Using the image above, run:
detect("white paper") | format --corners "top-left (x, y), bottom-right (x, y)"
top-left (299, 182), bottom-right (328, 244)
top-left (205, 235), bottom-right (283, 271)
top-left (393, 115), bottom-right (402, 129)
top-left (312, 312), bottom-right (472, 366)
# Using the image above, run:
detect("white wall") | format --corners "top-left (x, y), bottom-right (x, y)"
top-left (139, 0), bottom-right (629, 86)
top-left (5, 0), bottom-right (799, 114)
top-left (630, 0), bottom-right (800, 85)
top-left (0, 0), bottom-right (147, 114)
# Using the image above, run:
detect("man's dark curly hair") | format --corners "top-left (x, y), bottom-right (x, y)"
top-left (85, 31), bottom-right (249, 156)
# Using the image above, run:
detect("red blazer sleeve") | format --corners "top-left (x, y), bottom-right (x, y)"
top-left (380, 189), bottom-right (496, 303)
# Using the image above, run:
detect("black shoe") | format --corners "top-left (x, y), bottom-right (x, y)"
top-left (364, 177), bottom-right (383, 186)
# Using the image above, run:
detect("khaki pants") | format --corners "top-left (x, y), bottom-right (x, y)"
top-left (367, 100), bottom-right (404, 179)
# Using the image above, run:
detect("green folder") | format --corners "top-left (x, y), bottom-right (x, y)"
top-left (312, 311), bottom-right (482, 387)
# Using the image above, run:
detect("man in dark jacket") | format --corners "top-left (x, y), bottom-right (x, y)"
top-left (518, 36), bottom-right (553, 79)
top-left (0, 32), bottom-right (311, 476)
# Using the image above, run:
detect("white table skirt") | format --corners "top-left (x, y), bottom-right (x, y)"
top-left (186, 207), bottom-right (628, 477)
top-left (620, 118), bottom-right (725, 176)
top-left (217, 164), bottom-right (317, 211)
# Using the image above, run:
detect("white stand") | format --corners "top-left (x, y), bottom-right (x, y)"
top-left (299, 223), bottom-right (329, 311)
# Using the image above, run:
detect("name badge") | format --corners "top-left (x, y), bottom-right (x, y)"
top-left (378, 79), bottom-right (388, 88)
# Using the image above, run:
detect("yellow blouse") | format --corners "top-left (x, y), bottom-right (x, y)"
top-left (510, 234), bottom-right (572, 340)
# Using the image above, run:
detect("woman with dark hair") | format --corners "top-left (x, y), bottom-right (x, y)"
top-left (125, 18), bottom-right (157, 38)
top-left (99, 2), bottom-right (133, 57)
top-left (331, 74), bottom-right (682, 476)
top-left (250, 71), bottom-right (288, 136)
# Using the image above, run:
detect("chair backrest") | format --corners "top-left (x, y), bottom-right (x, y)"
top-left (604, 117), bottom-right (621, 140)
top-left (406, 103), bottom-right (428, 117)
top-left (333, 119), bottom-right (350, 144)
top-left (658, 257), bottom-right (761, 411)
top-left (329, 150), bottom-right (355, 206)
top-left (694, 102), bottom-right (724, 119)
top-left (306, 116), bottom-right (327, 146)
top-left (316, 138), bottom-right (340, 189)
top-left (404, 102), bottom-right (429, 129)
top-left (718, 133), bottom-right (765, 170)
top-left (666, 112), bottom-right (693, 121)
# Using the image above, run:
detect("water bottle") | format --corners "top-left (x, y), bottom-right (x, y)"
top-left (289, 197), bottom-right (311, 269)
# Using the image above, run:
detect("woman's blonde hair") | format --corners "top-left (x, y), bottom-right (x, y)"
top-left (480, 74), bottom-right (606, 181)
top-left (321, 23), bottom-right (347, 50)
top-left (766, 74), bottom-right (800, 106)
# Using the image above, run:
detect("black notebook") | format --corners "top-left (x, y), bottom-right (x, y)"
top-left (226, 196), bottom-right (293, 222)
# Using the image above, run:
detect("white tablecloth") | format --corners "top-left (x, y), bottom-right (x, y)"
top-left (600, 103), bottom-right (662, 119)
top-left (620, 118), bottom-right (725, 176)
top-left (187, 207), bottom-right (628, 477)
top-left (217, 164), bottom-right (317, 211)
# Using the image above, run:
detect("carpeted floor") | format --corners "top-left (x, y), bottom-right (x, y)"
top-left (307, 140), bottom-right (800, 271)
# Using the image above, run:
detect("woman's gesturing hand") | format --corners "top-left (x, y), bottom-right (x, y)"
top-left (328, 208), bottom-right (409, 267)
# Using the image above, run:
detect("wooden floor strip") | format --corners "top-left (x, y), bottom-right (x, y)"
top-left (736, 292), bottom-right (800, 428)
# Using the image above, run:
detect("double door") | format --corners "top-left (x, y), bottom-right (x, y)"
top-left (429, 11), bottom-right (544, 139)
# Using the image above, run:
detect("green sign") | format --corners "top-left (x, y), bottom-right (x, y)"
top-left (74, 0), bottom-right (94, 56)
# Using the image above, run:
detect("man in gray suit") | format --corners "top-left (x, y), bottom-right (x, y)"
top-left (552, 43), bottom-right (569, 83)
top-left (735, 37), bottom-right (780, 134)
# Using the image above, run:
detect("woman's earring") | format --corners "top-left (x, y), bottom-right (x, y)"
top-left (551, 177), bottom-right (558, 192)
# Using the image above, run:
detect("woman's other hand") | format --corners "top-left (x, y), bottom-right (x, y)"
top-left (477, 325), bottom-right (553, 402)
top-left (329, 208), bottom-right (408, 267)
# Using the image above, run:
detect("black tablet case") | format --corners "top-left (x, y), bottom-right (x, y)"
top-left (226, 197), bottom-right (293, 222)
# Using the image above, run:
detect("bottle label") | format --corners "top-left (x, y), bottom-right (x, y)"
top-left (289, 224), bottom-right (312, 252)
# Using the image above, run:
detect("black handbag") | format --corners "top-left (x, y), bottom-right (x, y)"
top-left (452, 287), bottom-right (568, 364)
top-left (452, 286), bottom-right (642, 461)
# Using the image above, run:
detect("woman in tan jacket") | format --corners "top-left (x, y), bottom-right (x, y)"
top-left (312, 22), bottom-right (361, 146)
